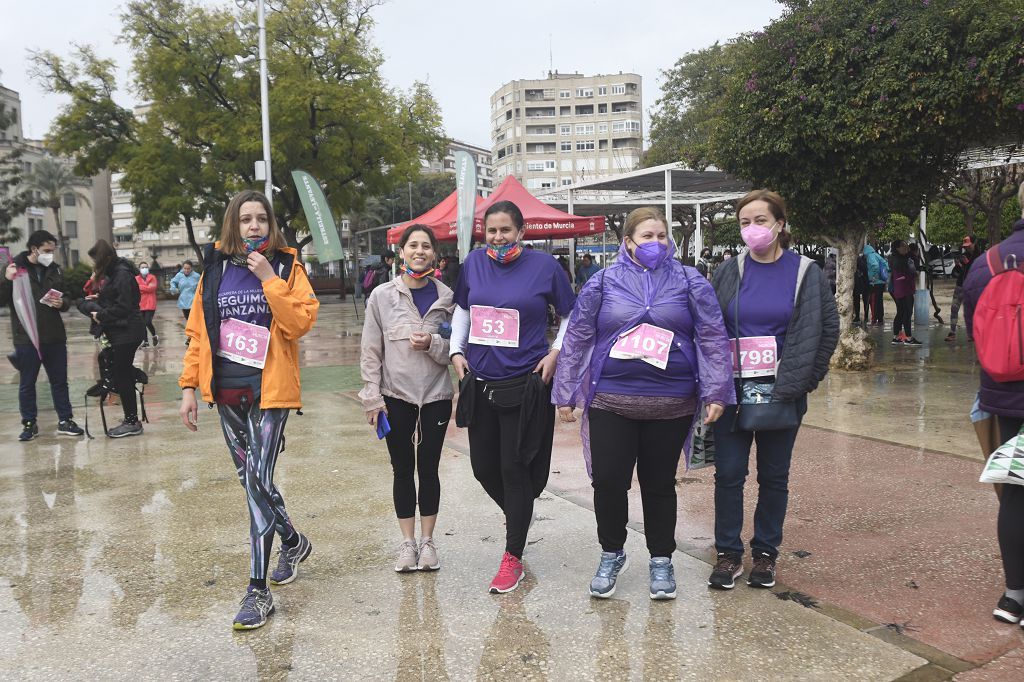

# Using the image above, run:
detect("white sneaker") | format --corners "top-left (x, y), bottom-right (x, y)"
top-left (394, 539), bottom-right (418, 572)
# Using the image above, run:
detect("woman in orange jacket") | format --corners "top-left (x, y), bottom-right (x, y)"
top-left (178, 190), bottom-right (319, 631)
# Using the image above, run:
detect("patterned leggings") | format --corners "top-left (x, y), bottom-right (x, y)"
top-left (218, 404), bottom-right (296, 580)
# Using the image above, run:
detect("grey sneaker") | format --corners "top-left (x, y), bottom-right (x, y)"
top-left (649, 557), bottom-right (677, 600)
top-left (232, 587), bottom-right (274, 630)
top-left (395, 539), bottom-right (418, 572)
top-left (107, 420), bottom-right (143, 438)
top-left (590, 551), bottom-right (629, 599)
top-left (417, 537), bottom-right (440, 571)
top-left (269, 533), bottom-right (312, 585)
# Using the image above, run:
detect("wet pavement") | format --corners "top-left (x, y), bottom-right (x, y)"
top-left (0, 281), bottom-right (1021, 680)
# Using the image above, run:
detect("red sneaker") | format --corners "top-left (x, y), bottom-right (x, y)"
top-left (489, 552), bottom-right (524, 593)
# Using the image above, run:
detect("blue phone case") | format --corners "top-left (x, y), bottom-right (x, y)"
top-left (376, 411), bottom-right (391, 439)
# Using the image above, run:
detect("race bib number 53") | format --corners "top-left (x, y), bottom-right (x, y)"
top-left (217, 318), bottom-right (271, 369)
top-left (469, 305), bottom-right (520, 348)
top-left (731, 336), bottom-right (778, 377)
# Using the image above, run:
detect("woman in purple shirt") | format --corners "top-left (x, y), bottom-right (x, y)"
top-left (553, 207), bottom-right (734, 600)
top-left (450, 200), bottom-right (576, 594)
top-left (708, 190), bottom-right (838, 592)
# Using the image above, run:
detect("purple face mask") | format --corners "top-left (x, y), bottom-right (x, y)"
top-left (633, 241), bottom-right (670, 269)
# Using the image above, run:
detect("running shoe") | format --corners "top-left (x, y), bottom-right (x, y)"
top-left (708, 552), bottom-right (743, 590)
top-left (489, 552), bottom-right (524, 593)
top-left (232, 586), bottom-right (274, 630)
top-left (748, 551), bottom-right (777, 588)
top-left (417, 537), bottom-right (440, 571)
top-left (395, 539), bottom-right (418, 572)
top-left (57, 419), bottom-right (84, 436)
top-left (590, 551), bottom-right (629, 599)
top-left (139, 340), bottom-right (150, 348)
top-left (945, 332), bottom-right (956, 343)
top-left (890, 336), bottom-right (904, 345)
top-left (107, 420), bottom-right (143, 438)
top-left (649, 557), bottom-right (676, 600)
top-left (993, 595), bottom-right (1023, 624)
top-left (269, 533), bottom-right (312, 585)
top-left (152, 335), bottom-right (160, 347)
top-left (905, 337), bottom-right (923, 346)
top-left (18, 420), bottom-right (38, 442)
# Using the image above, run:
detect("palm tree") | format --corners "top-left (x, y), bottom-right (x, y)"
top-left (26, 157), bottom-right (91, 268)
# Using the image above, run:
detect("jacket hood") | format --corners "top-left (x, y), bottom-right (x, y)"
top-left (863, 244), bottom-right (878, 256)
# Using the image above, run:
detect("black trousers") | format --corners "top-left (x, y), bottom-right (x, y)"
top-left (141, 310), bottom-right (156, 340)
top-left (997, 416), bottom-right (1024, 589)
top-left (383, 396), bottom-right (452, 519)
top-left (467, 378), bottom-right (554, 559)
top-left (588, 408), bottom-right (691, 558)
top-left (870, 284), bottom-right (886, 323)
top-left (108, 343), bottom-right (139, 421)
top-left (892, 295), bottom-right (913, 338)
top-left (853, 288), bottom-right (870, 321)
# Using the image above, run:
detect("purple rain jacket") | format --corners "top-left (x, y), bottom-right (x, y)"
top-left (552, 239), bottom-right (736, 475)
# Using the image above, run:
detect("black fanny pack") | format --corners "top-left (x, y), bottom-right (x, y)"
top-left (214, 370), bottom-right (262, 407)
top-left (483, 374), bottom-right (530, 411)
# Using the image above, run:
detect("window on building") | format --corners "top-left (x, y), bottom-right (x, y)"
top-left (543, 89), bottom-right (556, 99)
top-left (598, 103), bottom-right (608, 114)
top-left (64, 220), bottom-right (78, 238)
top-left (63, 193), bottom-right (76, 207)
top-left (22, 161), bottom-right (31, 174)
top-left (115, 233), bottom-right (133, 243)
top-left (597, 86), bottom-right (607, 96)
top-left (10, 108), bottom-right (17, 123)
top-left (559, 90), bottom-right (571, 98)
top-left (527, 161), bottom-right (545, 172)
top-left (540, 179), bottom-right (554, 189)
top-left (560, 124), bottom-right (571, 136)
top-left (598, 122), bottom-right (608, 133)
top-left (599, 140), bottom-right (609, 150)
top-left (544, 160), bottom-right (556, 170)
top-left (576, 140), bottom-right (595, 151)
top-left (515, 143), bottom-right (521, 153)
top-left (561, 177), bottom-right (573, 186)
top-left (560, 141), bottom-right (572, 152)
top-left (611, 84), bottom-right (626, 95)
top-left (575, 123), bottom-right (595, 135)
top-left (576, 87), bottom-right (593, 98)
top-left (560, 106), bottom-right (571, 117)
top-left (560, 159), bottom-right (573, 171)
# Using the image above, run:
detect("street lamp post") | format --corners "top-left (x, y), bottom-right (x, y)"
top-left (236, 0), bottom-right (272, 198)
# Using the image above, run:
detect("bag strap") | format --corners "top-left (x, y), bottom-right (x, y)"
top-left (733, 274), bottom-right (744, 381)
top-left (987, 244), bottom-right (1004, 276)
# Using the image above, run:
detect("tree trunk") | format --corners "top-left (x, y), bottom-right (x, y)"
top-left (830, 230), bottom-right (874, 371)
top-left (183, 214), bottom-right (203, 263)
top-left (51, 204), bottom-right (68, 269)
top-left (987, 206), bottom-right (1004, 245)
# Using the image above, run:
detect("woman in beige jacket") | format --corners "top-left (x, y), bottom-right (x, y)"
top-left (360, 224), bottom-right (455, 572)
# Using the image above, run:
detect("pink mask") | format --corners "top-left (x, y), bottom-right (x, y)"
top-left (741, 222), bottom-right (780, 255)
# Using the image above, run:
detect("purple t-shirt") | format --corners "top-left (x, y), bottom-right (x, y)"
top-left (725, 250), bottom-right (800, 357)
top-left (454, 248), bottom-right (576, 381)
top-left (598, 312), bottom-right (697, 398)
top-left (410, 279), bottom-right (439, 317)
top-left (218, 261), bottom-right (272, 328)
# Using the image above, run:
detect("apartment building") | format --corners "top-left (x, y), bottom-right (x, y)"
top-left (421, 139), bottom-right (494, 197)
top-left (489, 72), bottom-right (643, 192)
top-left (1, 85), bottom-right (112, 267)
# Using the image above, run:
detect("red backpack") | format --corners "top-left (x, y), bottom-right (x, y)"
top-left (974, 244), bottom-right (1024, 382)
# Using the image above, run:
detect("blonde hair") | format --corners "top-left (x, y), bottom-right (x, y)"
top-left (219, 190), bottom-right (288, 257)
top-left (623, 207), bottom-right (668, 239)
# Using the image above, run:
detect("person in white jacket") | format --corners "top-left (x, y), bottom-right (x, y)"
top-left (359, 224), bottom-right (455, 573)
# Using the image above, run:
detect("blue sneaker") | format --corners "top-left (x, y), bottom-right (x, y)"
top-left (232, 586), bottom-right (274, 630)
top-left (19, 420), bottom-right (38, 442)
top-left (269, 533), bottom-right (312, 585)
top-left (649, 557), bottom-right (677, 600)
top-left (589, 551), bottom-right (629, 599)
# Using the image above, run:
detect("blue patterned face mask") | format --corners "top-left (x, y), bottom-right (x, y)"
top-left (244, 235), bottom-right (270, 253)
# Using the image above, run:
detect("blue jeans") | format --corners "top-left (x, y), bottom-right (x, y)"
top-left (711, 396), bottom-right (806, 558)
top-left (16, 342), bottom-right (73, 423)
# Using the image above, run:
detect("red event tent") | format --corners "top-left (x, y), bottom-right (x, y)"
top-left (386, 176), bottom-right (605, 245)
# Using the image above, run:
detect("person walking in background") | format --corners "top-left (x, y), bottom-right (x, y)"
top-left (553, 207), bottom-right (734, 601)
top-left (360, 224), bottom-right (455, 573)
top-left (696, 248), bottom-right (713, 279)
top-left (0, 230), bottom-right (84, 441)
top-left (178, 190), bottom-right (319, 631)
top-left (170, 260), bottom-right (201, 346)
top-left (78, 240), bottom-right (146, 438)
top-left (864, 242), bottom-right (888, 326)
top-left (576, 253), bottom-right (602, 288)
top-left (853, 251), bottom-right (870, 324)
top-left (947, 235), bottom-right (980, 343)
top-left (557, 255), bottom-right (575, 288)
top-left (889, 240), bottom-right (920, 346)
top-left (708, 189), bottom-right (838, 591)
top-left (136, 261), bottom-right (159, 348)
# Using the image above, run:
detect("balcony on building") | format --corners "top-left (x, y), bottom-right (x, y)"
top-left (525, 125), bottom-right (556, 137)
top-left (526, 143), bottom-right (557, 154)
top-left (524, 88), bottom-right (556, 102)
top-left (611, 101), bottom-right (639, 113)
top-left (524, 106), bottom-right (556, 119)
top-left (574, 105), bottom-right (595, 116)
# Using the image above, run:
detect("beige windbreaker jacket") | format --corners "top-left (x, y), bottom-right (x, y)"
top-left (359, 276), bottom-right (455, 412)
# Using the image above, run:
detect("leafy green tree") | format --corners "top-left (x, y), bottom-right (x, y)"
top-left (31, 0), bottom-right (445, 261)
top-left (25, 158), bottom-right (91, 267)
top-left (378, 172), bottom-right (456, 224)
top-left (708, 0), bottom-right (1022, 369)
top-left (940, 164), bottom-right (1022, 244)
top-left (0, 100), bottom-right (32, 245)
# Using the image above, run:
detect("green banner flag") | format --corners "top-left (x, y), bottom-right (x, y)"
top-left (291, 169), bottom-right (344, 262)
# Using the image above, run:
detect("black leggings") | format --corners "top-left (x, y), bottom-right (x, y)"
top-left (108, 343), bottom-right (139, 421)
top-left (588, 408), bottom-right (691, 557)
top-left (997, 416), bottom-right (1024, 589)
top-left (142, 310), bottom-right (156, 340)
top-left (892, 295), bottom-right (913, 338)
top-left (467, 378), bottom-right (554, 559)
top-left (383, 396), bottom-right (452, 519)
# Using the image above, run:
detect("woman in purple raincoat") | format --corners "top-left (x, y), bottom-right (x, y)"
top-left (552, 207), bottom-right (734, 601)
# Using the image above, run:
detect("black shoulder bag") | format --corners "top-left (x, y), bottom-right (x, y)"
top-left (731, 275), bottom-right (800, 433)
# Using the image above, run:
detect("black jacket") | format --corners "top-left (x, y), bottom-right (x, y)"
top-left (0, 251), bottom-right (70, 345)
top-left (712, 249), bottom-right (839, 401)
top-left (78, 258), bottom-right (144, 345)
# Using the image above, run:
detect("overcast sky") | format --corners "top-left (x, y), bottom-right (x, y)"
top-left (1, 0), bottom-right (784, 146)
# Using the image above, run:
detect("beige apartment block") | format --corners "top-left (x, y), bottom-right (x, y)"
top-left (1, 85), bottom-right (112, 267)
top-left (421, 139), bottom-right (494, 197)
top-left (490, 72), bottom-right (642, 192)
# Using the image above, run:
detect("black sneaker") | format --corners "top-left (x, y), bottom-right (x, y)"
top-left (891, 336), bottom-right (904, 345)
top-left (57, 419), bottom-right (84, 436)
top-left (905, 337), bottom-right (923, 346)
top-left (152, 335), bottom-right (160, 347)
top-left (19, 420), bottom-right (38, 442)
top-left (993, 595), bottom-right (1023, 624)
top-left (748, 551), bottom-right (777, 588)
top-left (708, 552), bottom-right (743, 590)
